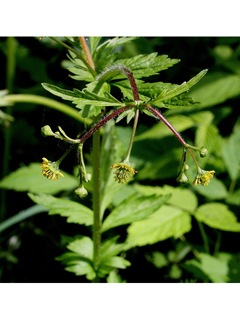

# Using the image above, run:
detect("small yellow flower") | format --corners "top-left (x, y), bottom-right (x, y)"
top-left (193, 170), bottom-right (215, 186)
top-left (40, 157), bottom-right (64, 180)
top-left (111, 162), bottom-right (137, 184)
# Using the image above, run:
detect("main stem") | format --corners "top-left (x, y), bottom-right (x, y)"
top-left (1, 37), bottom-right (16, 222)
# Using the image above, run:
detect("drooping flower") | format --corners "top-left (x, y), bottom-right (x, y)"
top-left (193, 169), bottom-right (215, 186)
top-left (40, 157), bottom-right (64, 180)
top-left (111, 162), bottom-right (137, 184)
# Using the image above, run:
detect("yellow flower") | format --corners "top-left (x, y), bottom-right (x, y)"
top-left (40, 157), bottom-right (64, 180)
top-left (193, 170), bottom-right (215, 186)
top-left (111, 162), bottom-right (137, 184)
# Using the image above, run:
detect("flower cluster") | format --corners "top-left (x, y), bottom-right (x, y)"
top-left (111, 162), bottom-right (137, 184)
top-left (40, 157), bottom-right (64, 180)
top-left (193, 169), bottom-right (215, 187)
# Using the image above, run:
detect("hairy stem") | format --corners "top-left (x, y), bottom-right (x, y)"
top-left (1, 94), bottom-right (91, 125)
top-left (92, 123), bottom-right (101, 280)
top-left (79, 37), bottom-right (95, 71)
top-left (1, 37), bottom-right (16, 222)
top-left (79, 105), bottom-right (133, 144)
top-left (145, 104), bottom-right (186, 145)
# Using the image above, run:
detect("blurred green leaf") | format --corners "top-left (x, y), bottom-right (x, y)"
top-left (0, 163), bottom-right (78, 194)
top-left (134, 184), bottom-right (198, 212)
top-left (189, 72), bottom-right (240, 108)
top-left (28, 193), bottom-right (93, 226)
top-left (194, 203), bottom-right (240, 232)
top-left (101, 193), bottom-right (170, 233)
top-left (0, 204), bottom-right (48, 233)
top-left (124, 204), bottom-right (191, 249)
top-left (134, 115), bottom-right (194, 141)
top-left (192, 177), bottom-right (228, 200)
top-left (226, 189), bottom-right (240, 206)
top-left (107, 271), bottom-right (126, 283)
top-left (183, 253), bottom-right (229, 283)
top-left (148, 252), bottom-right (169, 269)
top-left (221, 128), bottom-right (240, 180)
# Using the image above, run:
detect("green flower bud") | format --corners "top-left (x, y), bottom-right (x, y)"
top-left (184, 163), bottom-right (189, 171)
top-left (41, 125), bottom-right (55, 137)
top-left (74, 186), bottom-right (88, 199)
top-left (86, 173), bottom-right (92, 182)
top-left (200, 147), bottom-right (208, 158)
top-left (176, 172), bottom-right (189, 184)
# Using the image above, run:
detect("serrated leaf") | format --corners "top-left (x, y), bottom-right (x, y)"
top-left (67, 237), bottom-right (93, 259)
top-left (28, 193), bottom-right (93, 226)
top-left (134, 184), bottom-right (198, 212)
top-left (134, 115), bottom-right (194, 141)
top-left (102, 193), bottom-right (170, 233)
top-left (124, 204), bottom-right (191, 249)
top-left (0, 163), bottom-right (78, 194)
top-left (183, 253), bottom-right (229, 283)
top-left (194, 203), bottom-right (240, 232)
top-left (103, 256), bottom-right (131, 269)
top-left (151, 69), bottom-right (208, 104)
top-left (114, 53), bottom-right (180, 80)
top-left (107, 271), bottom-right (126, 283)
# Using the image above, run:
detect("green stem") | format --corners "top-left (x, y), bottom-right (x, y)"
top-left (1, 94), bottom-right (91, 125)
top-left (197, 221), bottom-right (210, 254)
top-left (1, 37), bottom-right (16, 222)
top-left (213, 231), bottom-right (222, 257)
top-left (228, 179), bottom-right (236, 195)
top-left (92, 126), bottom-right (101, 280)
top-left (125, 108), bottom-right (139, 162)
top-left (50, 37), bottom-right (96, 78)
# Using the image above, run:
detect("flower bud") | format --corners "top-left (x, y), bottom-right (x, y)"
top-left (41, 125), bottom-right (55, 137)
top-left (176, 172), bottom-right (189, 184)
top-left (200, 147), bottom-right (208, 158)
top-left (74, 186), bottom-right (88, 199)
top-left (184, 163), bottom-right (189, 171)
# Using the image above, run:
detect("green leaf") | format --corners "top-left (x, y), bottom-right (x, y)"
top-left (115, 53), bottom-right (180, 79)
top-left (151, 69), bottom-right (208, 104)
top-left (101, 193), bottom-right (171, 233)
top-left (148, 252), bottom-right (169, 269)
top-left (28, 193), bottom-right (93, 226)
top-left (226, 189), bottom-right (240, 206)
top-left (103, 256), bottom-right (131, 269)
top-left (134, 115), bottom-right (195, 141)
top-left (42, 82), bottom-right (124, 110)
top-left (134, 184), bottom-right (198, 212)
top-left (221, 128), bottom-right (240, 180)
top-left (124, 204), bottom-right (192, 249)
top-left (89, 37), bottom-right (101, 54)
top-left (0, 204), bottom-right (48, 233)
top-left (107, 271), bottom-right (126, 283)
top-left (192, 177), bottom-right (228, 200)
top-left (189, 72), bottom-right (240, 108)
top-left (57, 236), bottom-right (95, 280)
top-left (0, 163), bottom-right (78, 194)
top-left (195, 124), bottom-right (222, 154)
top-left (194, 203), bottom-right (240, 232)
top-left (183, 253), bottom-right (229, 283)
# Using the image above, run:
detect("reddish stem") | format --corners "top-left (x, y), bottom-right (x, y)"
top-left (145, 104), bottom-right (187, 146)
top-left (79, 37), bottom-right (95, 72)
top-left (79, 105), bottom-right (133, 144)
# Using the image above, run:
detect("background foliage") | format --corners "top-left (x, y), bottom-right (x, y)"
top-left (0, 37), bottom-right (240, 282)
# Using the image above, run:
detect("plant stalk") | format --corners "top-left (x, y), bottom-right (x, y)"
top-left (1, 37), bottom-right (16, 222)
top-left (125, 108), bottom-right (139, 162)
top-left (197, 221), bottom-right (210, 254)
top-left (79, 37), bottom-right (95, 71)
top-left (1, 94), bottom-right (91, 125)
